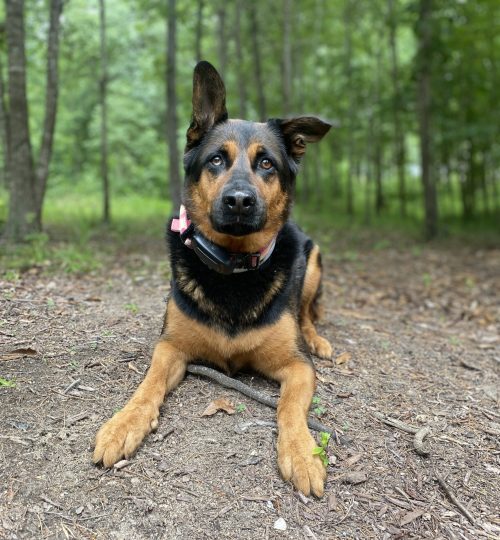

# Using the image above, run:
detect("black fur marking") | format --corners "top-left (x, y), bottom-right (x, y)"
top-left (167, 220), bottom-right (313, 337)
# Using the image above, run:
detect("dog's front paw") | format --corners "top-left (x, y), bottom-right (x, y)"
top-left (277, 431), bottom-right (326, 497)
top-left (93, 405), bottom-right (159, 467)
top-left (309, 335), bottom-right (332, 359)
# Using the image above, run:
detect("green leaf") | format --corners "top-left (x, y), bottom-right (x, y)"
top-left (312, 446), bottom-right (324, 455)
top-left (0, 377), bottom-right (16, 388)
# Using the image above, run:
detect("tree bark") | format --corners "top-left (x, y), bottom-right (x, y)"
top-left (99, 0), bottom-right (110, 223)
top-left (234, 0), bottom-right (247, 119)
top-left (216, 4), bottom-right (227, 80)
top-left (388, 0), bottom-right (407, 217)
top-left (35, 0), bottom-right (63, 225)
top-left (166, 0), bottom-right (181, 207)
top-left (282, 0), bottom-right (292, 116)
top-left (249, 2), bottom-right (266, 121)
top-left (416, 0), bottom-right (438, 239)
top-left (344, 0), bottom-right (354, 216)
top-left (195, 0), bottom-right (204, 62)
top-left (4, 0), bottom-right (38, 240)
top-left (0, 41), bottom-right (10, 189)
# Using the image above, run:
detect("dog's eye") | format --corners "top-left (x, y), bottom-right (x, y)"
top-left (259, 158), bottom-right (273, 170)
top-left (210, 155), bottom-right (223, 167)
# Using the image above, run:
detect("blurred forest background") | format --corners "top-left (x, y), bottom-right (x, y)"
top-left (0, 0), bottom-right (499, 258)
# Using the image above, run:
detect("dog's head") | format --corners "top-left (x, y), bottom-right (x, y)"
top-left (182, 61), bottom-right (330, 253)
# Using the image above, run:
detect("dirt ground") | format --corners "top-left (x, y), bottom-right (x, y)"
top-left (1, 232), bottom-right (499, 540)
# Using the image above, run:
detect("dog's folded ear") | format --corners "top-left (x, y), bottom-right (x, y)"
top-left (186, 61), bottom-right (228, 150)
top-left (274, 117), bottom-right (331, 163)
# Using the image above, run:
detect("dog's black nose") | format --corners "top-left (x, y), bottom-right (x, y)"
top-left (222, 189), bottom-right (256, 215)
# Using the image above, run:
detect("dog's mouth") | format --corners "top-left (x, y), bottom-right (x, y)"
top-left (210, 215), bottom-right (265, 237)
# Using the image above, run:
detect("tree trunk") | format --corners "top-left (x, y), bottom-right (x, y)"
top-left (216, 4), bottom-right (227, 80)
top-left (249, 2), bottom-right (266, 121)
top-left (234, 0), bottom-right (247, 119)
top-left (0, 47), bottom-right (10, 189)
top-left (3, 0), bottom-right (38, 240)
top-left (388, 0), bottom-right (406, 217)
top-left (166, 0), bottom-right (181, 207)
top-left (344, 0), bottom-right (354, 216)
top-left (282, 0), bottom-right (292, 116)
top-left (195, 0), bottom-right (204, 62)
top-left (99, 0), bottom-right (110, 223)
top-left (416, 0), bottom-right (438, 239)
top-left (374, 26), bottom-right (384, 215)
top-left (35, 0), bottom-right (62, 224)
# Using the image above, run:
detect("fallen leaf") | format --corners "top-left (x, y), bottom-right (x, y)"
top-left (342, 471), bottom-right (368, 484)
top-left (201, 398), bottom-right (235, 416)
top-left (400, 509), bottom-right (424, 526)
top-left (335, 352), bottom-right (352, 366)
top-left (1, 348), bottom-right (38, 361)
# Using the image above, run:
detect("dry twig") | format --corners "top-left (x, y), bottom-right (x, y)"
top-left (374, 411), bottom-right (432, 456)
top-left (435, 474), bottom-right (475, 525)
top-left (186, 364), bottom-right (333, 434)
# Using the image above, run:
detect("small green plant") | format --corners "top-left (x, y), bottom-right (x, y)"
top-left (312, 395), bottom-right (326, 416)
top-left (236, 403), bottom-right (246, 413)
top-left (125, 303), bottom-right (139, 314)
top-left (313, 431), bottom-right (331, 467)
top-left (3, 269), bottom-right (20, 281)
top-left (0, 377), bottom-right (16, 388)
top-left (422, 273), bottom-right (432, 287)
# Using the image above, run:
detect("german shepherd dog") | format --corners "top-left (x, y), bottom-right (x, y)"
top-left (94, 61), bottom-right (332, 497)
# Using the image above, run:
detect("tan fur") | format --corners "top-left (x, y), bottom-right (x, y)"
top-left (299, 245), bottom-right (332, 359)
top-left (94, 295), bottom-right (328, 496)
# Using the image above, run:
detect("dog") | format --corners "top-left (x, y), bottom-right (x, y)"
top-left (93, 61), bottom-right (332, 497)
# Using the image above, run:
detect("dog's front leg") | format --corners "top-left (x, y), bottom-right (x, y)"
top-left (272, 360), bottom-right (326, 497)
top-left (93, 340), bottom-right (188, 467)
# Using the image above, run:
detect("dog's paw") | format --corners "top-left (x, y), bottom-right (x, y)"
top-left (277, 431), bottom-right (326, 497)
top-left (93, 405), bottom-right (159, 467)
top-left (309, 335), bottom-right (332, 359)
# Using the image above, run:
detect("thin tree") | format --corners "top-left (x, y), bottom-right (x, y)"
top-left (234, 0), bottom-right (247, 119)
top-left (216, 3), bottom-right (227, 80)
top-left (416, 0), bottom-right (438, 239)
top-left (166, 0), bottom-right (181, 207)
top-left (282, 0), bottom-right (292, 116)
top-left (3, 0), bottom-right (63, 241)
top-left (388, 0), bottom-right (407, 217)
top-left (0, 24), bottom-right (9, 189)
top-left (99, 0), bottom-right (110, 223)
top-left (344, 0), bottom-right (355, 216)
top-left (249, 1), bottom-right (266, 121)
top-left (195, 0), bottom-right (203, 63)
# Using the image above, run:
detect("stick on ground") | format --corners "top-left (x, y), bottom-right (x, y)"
top-left (186, 364), bottom-right (333, 434)
top-left (435, 474), bottom-right (475, 525)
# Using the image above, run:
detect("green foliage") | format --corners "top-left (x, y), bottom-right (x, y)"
top-left (236, 403), bottom-right (246, 413)
top-left (313, 431), bottom-right (331, 468)
top-left (1, 0), bottom-right (499, 240)
top-left (0, 377), bottom-right (16, 388)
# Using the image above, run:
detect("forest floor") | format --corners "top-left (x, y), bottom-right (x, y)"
top-left (0, 228), bottom-right (499, 540)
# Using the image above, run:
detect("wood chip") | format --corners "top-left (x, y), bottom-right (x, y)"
top-left (344, 453), bottom-right (363, 468)
top-left (342, 471), bottom-right (368, 484)
top-left (327, 493), bottom-right (338, 512)
top-left (400, 509), bottom-right (424, 526)
top-left (1, 348), bottom-right (38, 361)
top-left (113, 460), bottom-right (130, 470)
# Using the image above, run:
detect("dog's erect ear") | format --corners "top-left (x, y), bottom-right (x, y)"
top-left (275, 117), bottom-right (331, 163)
top-left (186, 61), bottom-right (228, 150)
